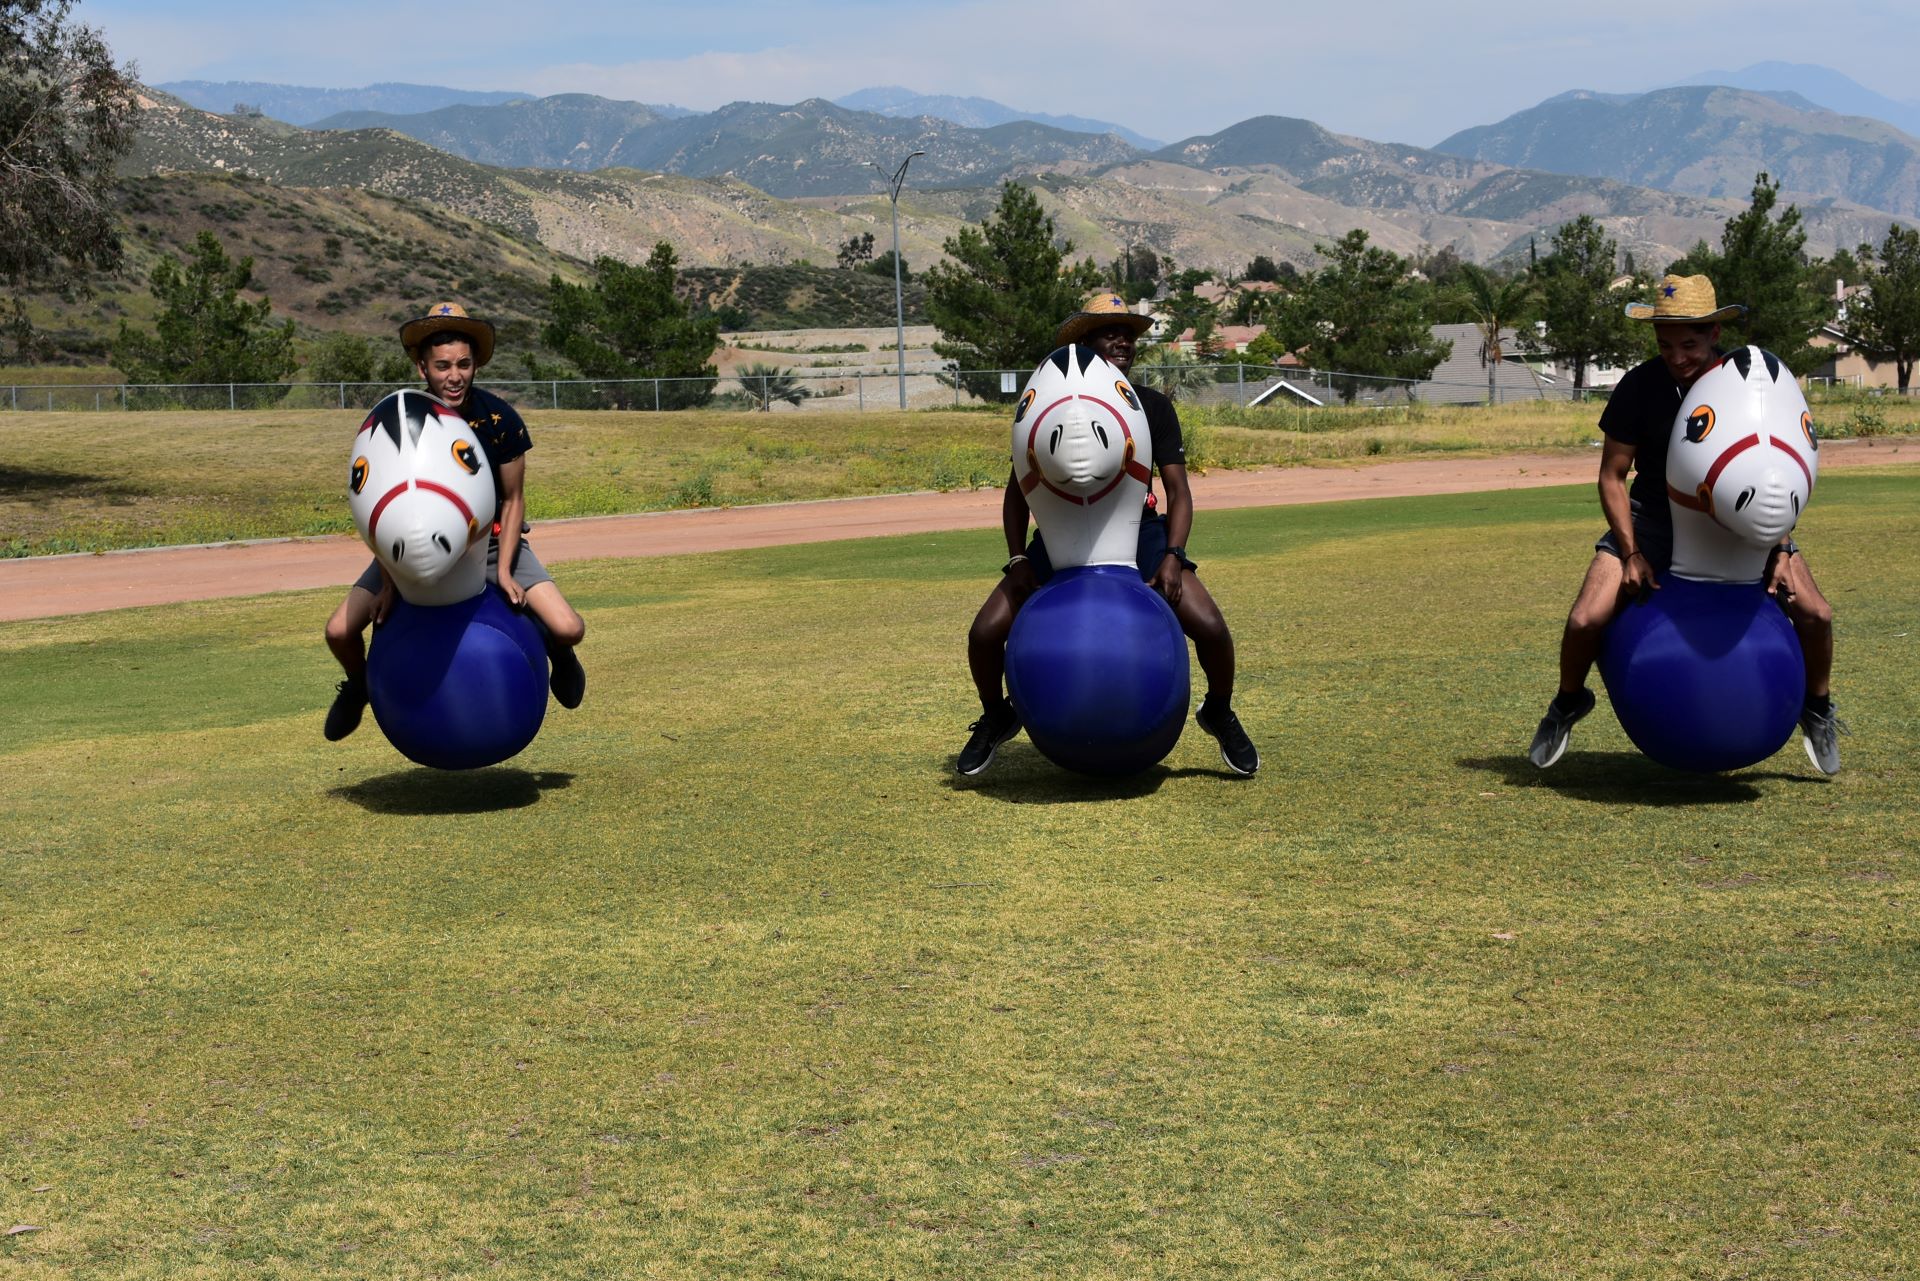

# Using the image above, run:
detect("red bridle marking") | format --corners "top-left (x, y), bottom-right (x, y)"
top-left (1668, 433), bottom-right (1759, 515)
top-left (1770, 437), bottom-right (1812, 489)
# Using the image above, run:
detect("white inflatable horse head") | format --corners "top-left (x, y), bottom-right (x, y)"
top-left (348, 389), bottom-right (496, 605)
top-left (1666, 346), bottom-right (1818, 583)
top-left (1011, 345), bottom-right (1154, 569)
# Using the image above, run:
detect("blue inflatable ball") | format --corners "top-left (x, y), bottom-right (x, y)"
top-left (1598, 573), bottom-right (1805, 773)
top-left (367, 586), bottom-right (549, 770)
top-left (1005, 564), bottom-right (1190, 776)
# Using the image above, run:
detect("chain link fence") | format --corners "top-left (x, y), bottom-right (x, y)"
top-left (18, 362), bottom-right (1894, 415)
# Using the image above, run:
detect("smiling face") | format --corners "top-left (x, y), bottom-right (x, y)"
top-left (415, 335), bottom-right (477, 408)
top-left (1084, 323), bottom-right (1138, 375)
top-left (1654, 321), bottom-right (1721, 389)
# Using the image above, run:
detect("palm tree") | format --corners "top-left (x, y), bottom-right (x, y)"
top-left (1129, 345), bottom-right (1215, 401)
top-left (737, 362), bottom-right (809, 411)
top-left (1457, 264), bottom-right (1537, 405)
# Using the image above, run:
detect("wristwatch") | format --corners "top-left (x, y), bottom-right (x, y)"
top-left (1002, 554), bottom-right (1029, 574)
top-left (1163, 545), bottom-right (1186, 563)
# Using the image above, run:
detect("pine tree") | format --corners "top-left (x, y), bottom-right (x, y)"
top-left (1533, 215), bottom-right (1644, 390)
top-left (113, 232), bottom-right (299, 404)
top-left (1268, 230), bottom-right (1451, 400)
top-left (542, 243), bottom-right (719, 409)
top-left (1669, 173), bottom-right (1834, 372)
top-left (922, 182), bottom-right (1103, 398)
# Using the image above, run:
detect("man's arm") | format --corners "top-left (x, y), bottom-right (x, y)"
top-left (495, 456), bottom-right (528, 607)
top-left (1149, 462), bottom-right (1195, 605)
top-left (1597, 437), bottom-right (1655, 593)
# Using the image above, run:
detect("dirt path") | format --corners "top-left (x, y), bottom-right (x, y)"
top-left (3, 441), bottom-right (1911, 623)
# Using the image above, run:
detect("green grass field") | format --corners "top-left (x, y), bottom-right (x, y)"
top-left (5, 400), bottom-right (1915, 559)
top-left (0, 402), bottom-right (1609, 559)
top-left (3, 474), bottom-right (1917, 1278)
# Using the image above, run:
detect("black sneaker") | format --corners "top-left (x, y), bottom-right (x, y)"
top-left (957, 699), bottom-right (1020, 775)
top-left (1196, 700), bottom-right (1259, 775)
top-left (324, 675), bottom-right (367, 741)
top-left (549, 645), bottom-right (586, 709)
top-left (1527, 687), bottom-right (1596, 769)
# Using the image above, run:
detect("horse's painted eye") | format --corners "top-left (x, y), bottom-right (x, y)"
top-left (1093, 420), bottom-right (1110, 448)
top-left (1684, 406), bottom-right (1715, 443)
top-left (1801, 410), bottom-right (1817, 450)
top-left (351, 457), bottom-right (369, 495)
top-left (451, 439), bottom-right (481, 475)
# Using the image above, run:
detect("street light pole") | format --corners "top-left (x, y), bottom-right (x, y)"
top-left (874, 151), bottom-right (923, 411)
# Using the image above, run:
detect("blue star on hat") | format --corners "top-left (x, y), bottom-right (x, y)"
top-left (1662, 284), bottom-right (1677, 297)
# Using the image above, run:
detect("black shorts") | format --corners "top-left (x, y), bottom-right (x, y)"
top-left (1026, 512), bottom-right (1198, 586)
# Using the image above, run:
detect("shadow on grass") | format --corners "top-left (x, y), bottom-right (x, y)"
top-left (948, 743), bottom-right (1249, 803)
top-left (330, 768), bottom-right (576, 814)
top-left (0, 463), bottom-right (119, 497)
top-left (1458, 753), bottom-right (1821, 805)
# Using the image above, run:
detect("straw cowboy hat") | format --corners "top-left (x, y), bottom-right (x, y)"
top-left (399, 302), bottom-right (496, 367)
top-left (1624, 274), bottom-right (1746, 325)
top-left (1055, 291), bottom-right (1155, 348)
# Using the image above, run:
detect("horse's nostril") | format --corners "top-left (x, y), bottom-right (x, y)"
top-left (1093, 422), bottom-right (1109, 447)
top-left (1734, 489), bottom-right (1754, 512)
top-left (390, 542), bottom-right (404, 560)
top-left (434, 534), bottom-right (452, 553)
top-left (1049, 426), bottom-right (1061, 453)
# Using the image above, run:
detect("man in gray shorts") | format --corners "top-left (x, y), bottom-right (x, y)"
top-left (1527, 275), bottom-right (1841, 772)
top-left (323, 303), bottom-right (587, 741)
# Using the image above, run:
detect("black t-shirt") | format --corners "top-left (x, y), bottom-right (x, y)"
top-left (1597, 355), bottom-right (1712, 517)
top-left (1137, 384), bottom-right (1186, 474)
top-left (445, 385), bottom-right (532, 521)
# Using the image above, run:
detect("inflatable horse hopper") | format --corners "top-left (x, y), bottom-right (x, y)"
top-left (347, 390), bottom-right (496, 606)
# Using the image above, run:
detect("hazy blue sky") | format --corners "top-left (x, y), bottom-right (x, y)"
top-left (80, 0), bottom-right (1918, 145)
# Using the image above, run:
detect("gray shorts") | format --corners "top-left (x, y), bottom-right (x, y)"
top-left (1595, 502), bottom-right (1798, 571)
top-left (353, 532), bottom-right (554, 595)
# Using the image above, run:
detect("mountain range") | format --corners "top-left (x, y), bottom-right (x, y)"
top-left (833, 87), bottom-right (1163, 150)
top-left (1435, 85), bottom-right (1920, 217)
top-left (157, 80), bottom-right (543, 125)
top-left (127, 84), bottom-right (1912, 282)
top-left (1665, 62), bottom-right (1920, 140)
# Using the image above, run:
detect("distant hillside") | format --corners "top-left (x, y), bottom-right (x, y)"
top-left (835, 86), bottom-right (1163, 151)
top-left (126, 92), bottom-right (965, 270)
top-left (301, 94), bottom-right (1140, 197)
top-left (157, 80), bottom-right (538, 125)
top-left (312, 95), bottom-right (674, 170)
top-left (1129, 115), bottom-right (1736, 264)
top-left (107, 83), bottom-right (1910, 336)
top-left (680, 264), bottom-right (928, 329)
top-left (1433, 86), bottom-right (1920, 219)
top-left (1663, 62), bottom-right (1920, 139)
top-left (18, 172), bottom-right (589, 367)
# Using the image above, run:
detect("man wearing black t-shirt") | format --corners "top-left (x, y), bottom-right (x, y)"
top-left (1528, 275), bottom-right (1842, 772)
top-left (958, 293), bottom-right (1259, 776)
top-left (323, 303), bottom-right (587, 740)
